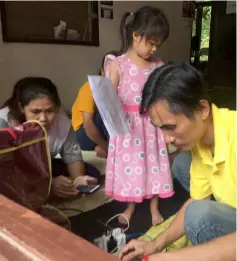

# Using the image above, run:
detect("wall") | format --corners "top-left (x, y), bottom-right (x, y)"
top-left (0, 1), bottom-right (192, 109)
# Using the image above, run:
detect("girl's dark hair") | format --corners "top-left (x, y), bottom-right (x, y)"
top-left (1, 77), bottom-right (61, 123)
top-left (140, 61), bottom-right (210, 118)
top-left (120, 6), bottom-right (169, 52)
top-left (99, 50), bottom-right (123, 75)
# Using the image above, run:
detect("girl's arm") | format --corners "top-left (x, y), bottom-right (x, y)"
top-left (107, 61), bottom-right (120, 88)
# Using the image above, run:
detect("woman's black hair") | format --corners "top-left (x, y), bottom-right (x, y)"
top-left (99, 50), bottom-right (123, 75)
top-left (1, 77), bottom-right (61, 123)
top-left (120, 6), bottom-right (169, 52)
top-left (140, 61), bottom-right (210, 118)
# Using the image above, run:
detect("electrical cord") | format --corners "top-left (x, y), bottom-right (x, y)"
top-left (106, 213), bottom-right (129, 232)
top-left (105, 213), bottom-right (129, 255)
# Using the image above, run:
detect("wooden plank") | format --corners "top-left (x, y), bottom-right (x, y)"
top-left (0, 195), bottom-right (119, 261)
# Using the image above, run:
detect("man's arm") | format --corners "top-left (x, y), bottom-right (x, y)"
top-left (153, 194), bottom-right (211, 251)
top-left (153, 198), bottom-right (194, 251)
top-left (149, 232), bottom-right (236, 261)
top-left (83, 112), bottom-right (108, 151)
top-left (119, 197), bottom-right (212, 261)
top-left (119, 199), bottom-right (194, 261)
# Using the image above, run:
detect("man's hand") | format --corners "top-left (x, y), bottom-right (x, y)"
top-left (51, 176), bottom-right (79, 199)
top-left (95, 145), bottom-right (108, 158)
top-left (83, 112), bottom-right (109, 154)
top-left (119, 240), bottom-right (159, 261)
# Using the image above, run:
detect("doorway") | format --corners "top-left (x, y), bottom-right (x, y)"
top-left (190, 1), bottom-right (236, 109)
top-left (190, 1), bottom-right (212, 79)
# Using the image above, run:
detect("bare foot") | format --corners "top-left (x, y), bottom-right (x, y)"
top-left (151, 208), bottom-right (164, 226)
top-left (118, 203), bottom-right (135, 225)
top-left (150, 195), bottom-right (164, 226)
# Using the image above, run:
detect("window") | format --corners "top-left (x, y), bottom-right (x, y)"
top-left (1, 1), bottom-right (99, 46)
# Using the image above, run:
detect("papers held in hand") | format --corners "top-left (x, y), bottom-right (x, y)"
top-left (88, 76), bottom-right (130, 138)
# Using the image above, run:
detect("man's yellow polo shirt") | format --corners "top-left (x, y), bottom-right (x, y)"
top-left (71, 81), bottom-right (96, 131)
top-left (190, 104), bottom-right (236, 208)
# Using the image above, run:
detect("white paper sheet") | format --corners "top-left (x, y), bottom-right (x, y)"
top-left (88, 76), bottom-right (130, 138)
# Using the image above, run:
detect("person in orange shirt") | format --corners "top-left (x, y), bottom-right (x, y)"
top-left (72, 51), bottom-right (121, 158)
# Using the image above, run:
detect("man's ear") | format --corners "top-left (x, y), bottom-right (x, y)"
top-left (199, 100), bottom-right (210, 120)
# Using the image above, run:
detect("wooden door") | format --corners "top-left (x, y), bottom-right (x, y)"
top-left (208, 1), bottom-right (236, 89)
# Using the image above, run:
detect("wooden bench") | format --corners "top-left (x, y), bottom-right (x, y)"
top-left (0, 195), bottom-right (119, 261)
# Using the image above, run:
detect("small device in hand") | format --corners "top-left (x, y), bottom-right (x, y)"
top-left (76, 184), bottom-right (100, 194)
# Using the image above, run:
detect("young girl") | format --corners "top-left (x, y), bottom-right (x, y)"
top-left (105, 6), bottom-right (174, 226)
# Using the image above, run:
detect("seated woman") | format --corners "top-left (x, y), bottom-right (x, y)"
top-left (0, 77), bottom-right (100, 199)
top-left (72, 51), bottom-right (121, 158)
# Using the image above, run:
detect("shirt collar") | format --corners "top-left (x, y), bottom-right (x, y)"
top-left (212, 104), bottom-right (228, 164)
top-left (196, 104), bottom-right (227, 165)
